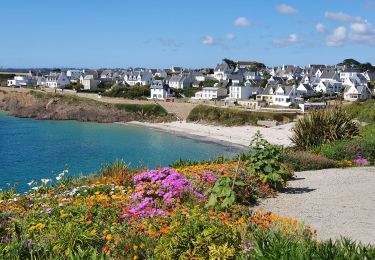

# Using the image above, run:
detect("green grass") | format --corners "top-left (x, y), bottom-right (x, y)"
top-left (344, 99), bottom-right (375, 123)
top-left (115, 103), bottom-right (168, 117)
top-left (187, 104), bottom-right (298, 126)
top-left (314, 124), bottom-right (375, 164)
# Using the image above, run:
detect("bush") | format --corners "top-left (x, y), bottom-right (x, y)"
top-left (314, 124), bottom-right (375, 164)
top-left (115, 104), bottom-right (168, 117)
top-left (291, 107), bottom-right (360, 150)
top-left (244, 132), bottom-right (291, 190)
top-left (103, 85), bottom-right (150, 99)
top-left (187, 105), bottom-right (298, 126)
top-left (281, 150), bottom-right (339, 171)
top-left (154, 209), bottom-right (241, 259)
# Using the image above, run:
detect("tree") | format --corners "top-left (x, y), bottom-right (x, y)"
top-left (338, 59), bottom-right (360, 67)
top-left (222, 58), bottom-right (237, 70)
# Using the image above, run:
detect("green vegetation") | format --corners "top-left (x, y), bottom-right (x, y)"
top-left (291, 107), bottom-right (360, 150)
top-left (313, 124), bottom-right (375, 165)
top-left (102, 85), bottom-right (150, 99)
top-left (187, 104), bottom-right (298, 126)
top-left (115, 103), bottom-right (168, 117)
top-left (344, 99), bottom-right (375, 123)
top-left (64, 82), bottom-right (84, 91)
top-left (174, 87), bottom-right (201, 98)
top-left (337, 58), bottom-right (375, 72)
top-left (281, 150), bottom-right (339, 171)
top-left (244, 132), bottom-right (291, 189)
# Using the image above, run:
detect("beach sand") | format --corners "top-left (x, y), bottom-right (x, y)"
top-left (125, 121), bottom-right (295, 148)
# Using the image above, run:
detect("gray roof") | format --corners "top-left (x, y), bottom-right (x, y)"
top-left (366, 72), bottom-right (375, 81)
top-left (320, 70), bottom-right (337, 79)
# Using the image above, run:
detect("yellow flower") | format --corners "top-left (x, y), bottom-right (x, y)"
top-left (133, 245), bottom-right (138, 252)
top-left (95, 191), bottom-right (100, 195)
top-left (140, 243), bottom-right (145, 248)
top-left (133, 256), bottom-right (138, 260)
top-left (90, 229), bottom-right (97, 235)
top-left (106, 234), bottom-right (113, 242)
top-left (79, 217), bottom-right (84, 222)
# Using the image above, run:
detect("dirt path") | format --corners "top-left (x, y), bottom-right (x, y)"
top-left (257, 167), bottom-right (375, 245)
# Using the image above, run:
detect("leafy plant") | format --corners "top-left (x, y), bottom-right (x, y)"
top-left (244, 132), bottom-right (290, 190)
top-left (206, 176), bottom-right (245, 209)
top-left (291, 107), bottom-right (360, 150)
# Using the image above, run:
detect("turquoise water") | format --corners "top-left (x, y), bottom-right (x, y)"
top-left (0, 112), bottom-right (239, 192)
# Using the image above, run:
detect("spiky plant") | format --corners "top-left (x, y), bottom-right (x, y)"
top-left (291, 107), bottom-right (360, 150)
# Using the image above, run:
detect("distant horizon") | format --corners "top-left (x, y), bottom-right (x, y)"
top-left (0, 57), bottom-right (370, 71)
top-left (1, 1), bottom-right (375, 68)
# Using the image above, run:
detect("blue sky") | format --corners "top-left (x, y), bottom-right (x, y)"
top-left (1, 0), bottom-right (375, 68)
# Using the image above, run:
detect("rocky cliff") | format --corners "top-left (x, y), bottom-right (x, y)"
top-left (0, 89), bottom-right (175, 123)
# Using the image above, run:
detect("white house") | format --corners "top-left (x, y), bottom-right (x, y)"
top-left (244, 71), bottom-right (262, 82)
top-left (7, 75), bottom-right (33, 87)
top-left (340, 68), bottom-right (361, 82)
top-left (80, 75), bottom-right (99, 90)
top-left (228, 83), bottom-right (252, 100)
top-left (192, 87), bottom-right (227, 100)
top-left (100, 70), bottom-right (113, 79)
top-left (344, 85), bottom-right (372, 101)
top-left (168, 75), bottom-right (191, 89)
top-left (213, 63), bottom-right (233, 81)
top-left (297, 83), bottom-right (315, 97)
top-left (66, 70), bottom-right (82, 82)
top-left (45, 72), bottom-right (69, 89)
top-left (148, 80), bottom-right (170, 100)
top-left (315, 81), bottom-right (342, 94)
top-left (153, 69), bottom-right (167, 79)
top-left (273, 85), bottom-right (301, 107)
top-left (124, 71), bottom-right (153, 86)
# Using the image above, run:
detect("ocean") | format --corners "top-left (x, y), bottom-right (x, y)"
top-left (0, 112), bottom-right (239, 192)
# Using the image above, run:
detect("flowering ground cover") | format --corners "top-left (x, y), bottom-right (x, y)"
top-left (1, 136), bottom-right (374, 259)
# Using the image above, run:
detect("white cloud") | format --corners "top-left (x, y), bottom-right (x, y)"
top-left (201, 35), bottom-right (216, 45)
top-left (273, 33), bottom-right (300, 46)
top-left (316, 23), bottom-right (326, 33)
top-left (234, 17), bottom-right (251, 27)
top-left (322, 11), bottom-right (375, 47)
top-left (276, 4), bottom-right (298, 14)
top-left (326, 26), bottom-right (347, 47)
top-left (324, 11), bottom-right (361, 23)
top-left (226, 33), bottom-right (236, 40)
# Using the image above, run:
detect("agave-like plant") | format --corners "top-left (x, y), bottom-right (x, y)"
top-left (291, 107), bottom-right (360, 150)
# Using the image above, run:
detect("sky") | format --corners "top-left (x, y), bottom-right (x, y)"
top-left (1, 0), bottom-right (375, 68)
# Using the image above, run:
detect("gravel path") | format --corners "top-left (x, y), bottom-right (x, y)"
top-left (257, 167), bottom-right (375, 245)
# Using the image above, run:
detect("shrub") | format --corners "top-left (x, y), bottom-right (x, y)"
top-left (115, 103), bottom-right (168, 117)
top-left (102, 85), bottom-right (150, 99)
top-left (291, 107), bottom-right (360, 150)
top-left (314, 124), bottom-right (375, 165)
top-left (244, 132), bottom-right (291, 190)
top-left (281, 150), bottom-right (339, 171)
top-left (154, 209), bottom-right (241, 259)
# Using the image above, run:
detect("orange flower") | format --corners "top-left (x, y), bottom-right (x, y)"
top-left (160, 226), bottom-right (170, 234)
top-left (86, 220), bottom-right (92, 225)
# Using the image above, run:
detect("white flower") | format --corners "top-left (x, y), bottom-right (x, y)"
top-left (32, 187), bottom-right (40, 191)
top-left (27, 180), bottom-right (35, 186)
top-left (41, 179), bottom-right (51, 185)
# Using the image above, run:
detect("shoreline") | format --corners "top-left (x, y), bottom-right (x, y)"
top-left (123, 120), bottom-right (295, 148)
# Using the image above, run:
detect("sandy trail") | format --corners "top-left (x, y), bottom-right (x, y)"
top-left (257, 167), bottom-right (375, 245)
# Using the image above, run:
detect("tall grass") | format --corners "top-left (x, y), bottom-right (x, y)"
top-left (291, 108), bottom-right (360, 150)
top-left (99, 159), bottom-right (130, 178)
top-left (345, 99), bottom-right (375, 123)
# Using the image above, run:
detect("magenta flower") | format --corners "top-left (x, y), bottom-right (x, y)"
top-left (353, 156), bottom-right (369, 166)
top-left (124, 168), bottom-right (204, 218)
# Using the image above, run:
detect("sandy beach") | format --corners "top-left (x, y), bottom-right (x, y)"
top-left (125, 121), bottom-right (295, 148)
